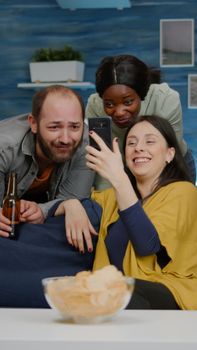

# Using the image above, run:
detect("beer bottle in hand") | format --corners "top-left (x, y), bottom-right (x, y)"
top-left (2, 172), bottom-right (20, 239)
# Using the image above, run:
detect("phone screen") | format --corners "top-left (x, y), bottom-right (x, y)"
top-left (88, 117), bottom-right (112, 150)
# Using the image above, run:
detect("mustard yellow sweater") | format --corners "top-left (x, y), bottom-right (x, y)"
top-left (92, 182), bottom-right (197, 310)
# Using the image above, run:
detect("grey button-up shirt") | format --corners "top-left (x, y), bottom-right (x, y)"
top-left (0, 114), bottom-right (95, 217)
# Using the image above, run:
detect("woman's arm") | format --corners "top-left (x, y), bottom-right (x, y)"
top-left (105, 202), bottom-right (161, 270)
top-left (118, 201), bottom-right (161, 255)
top-left (86, 132), bottom-right (161, 265)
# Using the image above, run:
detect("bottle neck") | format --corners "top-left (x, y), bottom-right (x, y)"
top-left (6, 172), bottom-right (17, 196)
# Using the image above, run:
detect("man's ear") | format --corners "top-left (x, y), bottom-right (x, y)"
top-left (28, 113), bottom-right (37, 134)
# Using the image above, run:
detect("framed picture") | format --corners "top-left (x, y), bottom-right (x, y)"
top-left (160, 19), bottom-right (194, 67)
top-left (188, 74), bottom-right (197, 108)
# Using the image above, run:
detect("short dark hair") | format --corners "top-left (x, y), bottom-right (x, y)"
top-left (32, 85), bottom-right (85, 120)
top-left (123, 115), bottom-right (191, 197)
top-left (96, 55), bottom-right (161, 100)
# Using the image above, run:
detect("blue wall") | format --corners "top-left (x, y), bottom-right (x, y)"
top-left (0, 0), bottom-right (197, 163)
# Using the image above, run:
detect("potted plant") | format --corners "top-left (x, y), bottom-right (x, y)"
top-left (29, 45), bottom-right (85, 83)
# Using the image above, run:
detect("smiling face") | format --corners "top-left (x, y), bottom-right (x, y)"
top-left (125, 121), bottom-right (175, 186)
top-left (102, 84), bottom-right (141, 129)
top-left (28, 92), bottom-right (84, 163)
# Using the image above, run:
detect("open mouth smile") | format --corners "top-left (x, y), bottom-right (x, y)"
top-left (133, 157), bottom-right (151, 164)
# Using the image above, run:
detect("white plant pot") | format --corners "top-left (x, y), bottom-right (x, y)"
top-left (29, 61), bottom-right (85, 82)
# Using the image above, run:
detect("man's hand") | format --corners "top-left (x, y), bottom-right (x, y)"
top-left (20, 199), bottom-right (45, 224)
top-left (55, 199), bottom-right (98, 253)
top-left (0, 208), bottom-right (12, 237)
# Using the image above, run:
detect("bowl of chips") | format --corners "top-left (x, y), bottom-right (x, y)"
top-left (42, 265), bottom-right (135, 324)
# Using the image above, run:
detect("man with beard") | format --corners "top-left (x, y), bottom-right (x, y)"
top-left (0, 85), bottom-right (96, 251)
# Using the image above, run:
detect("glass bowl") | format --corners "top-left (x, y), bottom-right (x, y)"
top-left (42, 266), bottom-right (135, 324)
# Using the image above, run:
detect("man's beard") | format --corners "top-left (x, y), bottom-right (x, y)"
top-left (36, 131), bottom-right (80, 163)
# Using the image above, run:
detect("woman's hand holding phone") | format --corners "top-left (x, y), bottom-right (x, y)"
top-left (86, 130), bottom-right (125, 188)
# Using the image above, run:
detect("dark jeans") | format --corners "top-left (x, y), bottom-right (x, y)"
top-left (126, 279), bottom-right (180, 310)
top-left (184, 148), bottom-right (196, 184)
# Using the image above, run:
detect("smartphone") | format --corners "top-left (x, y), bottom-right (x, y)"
top-left (88, 117), bottom-right (112, 150)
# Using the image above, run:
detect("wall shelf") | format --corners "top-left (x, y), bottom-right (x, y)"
top-left (17, 82), bottom-right (95, 90)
